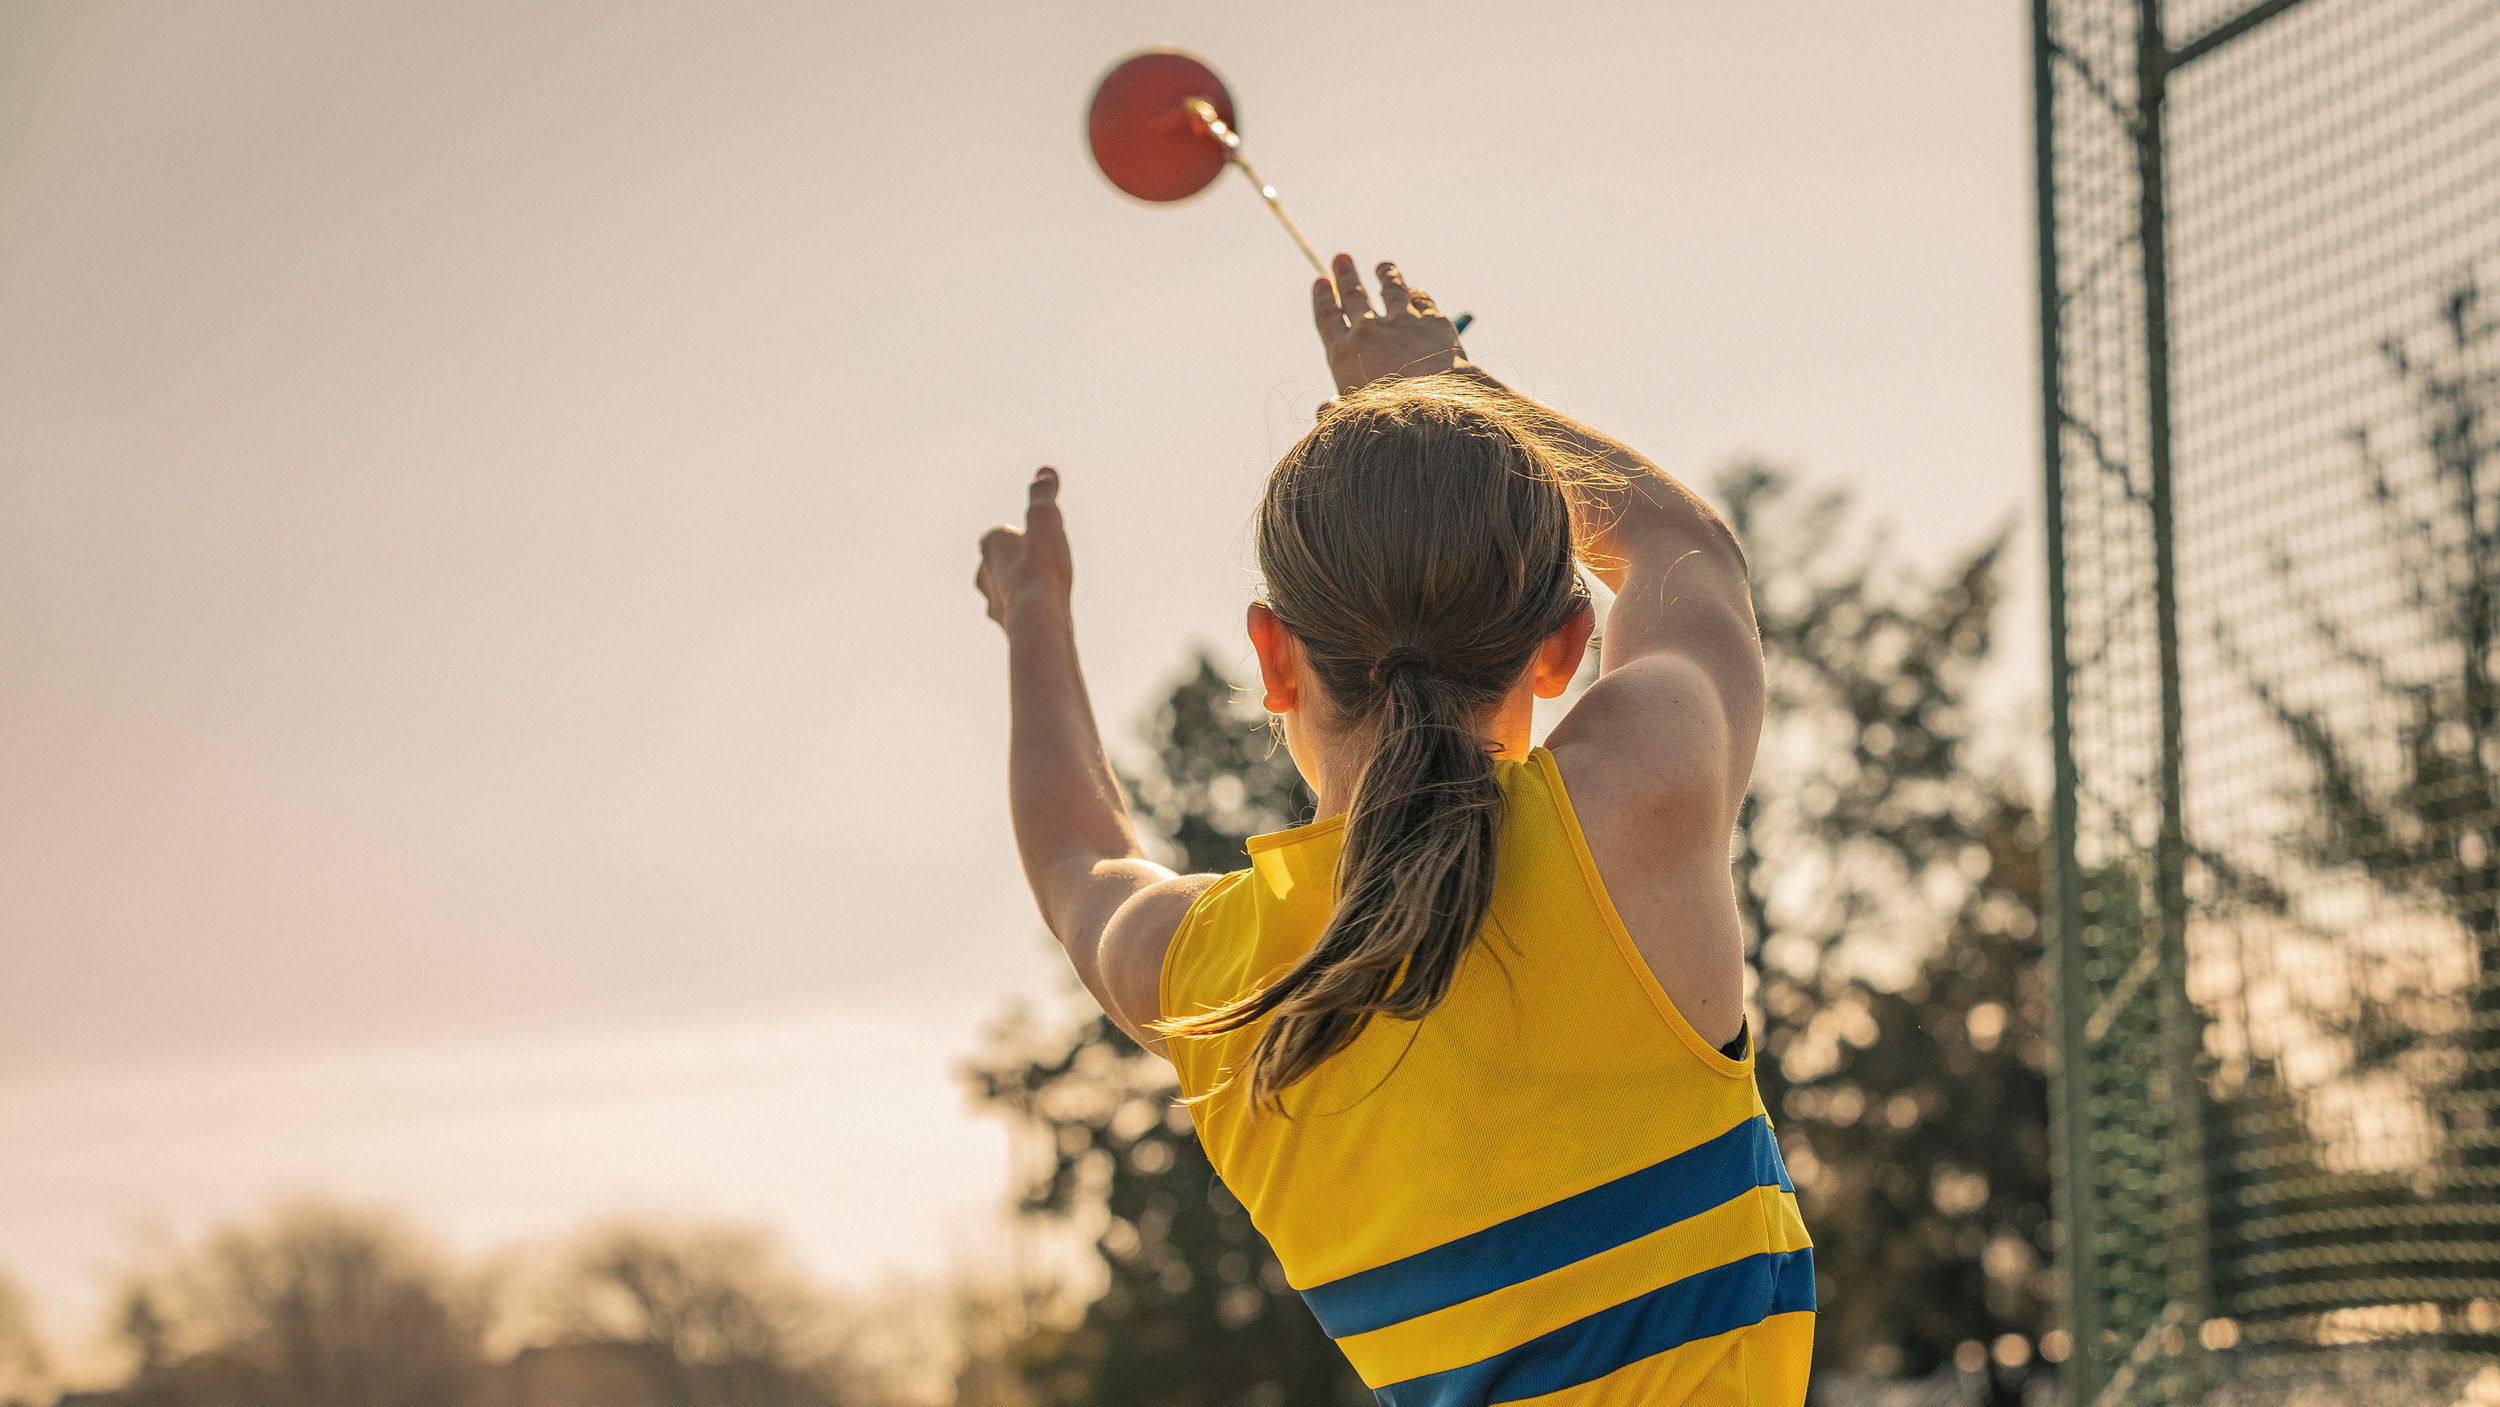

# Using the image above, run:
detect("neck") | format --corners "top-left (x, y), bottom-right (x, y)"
top-left (1301, 686), bottom-right (1537, 821)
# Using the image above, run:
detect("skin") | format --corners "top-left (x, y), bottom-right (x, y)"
top-left (975, 255), bottom-right (1764, 1061)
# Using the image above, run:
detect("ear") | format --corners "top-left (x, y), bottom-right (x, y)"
top-left (1247, 603), bottom-right (1301, 714)
top-left (1531, 600), bottom-right (1597, 699)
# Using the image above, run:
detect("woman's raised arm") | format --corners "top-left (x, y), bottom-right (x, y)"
top-left (1312, 254), bottom-right (1763, 819)
top-left (975, 468), bottom-right (1214, 1050)
top-left (1521, 402), bottom-right (1765, 826)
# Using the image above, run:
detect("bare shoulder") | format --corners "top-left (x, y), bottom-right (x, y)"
top-left (1098, 871), bottom-right (1229, 1055)
top-left (1543, 652), bottom-right (1756, 832)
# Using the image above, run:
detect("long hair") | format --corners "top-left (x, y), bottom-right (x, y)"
top-left (1159, 375), bottom-right (1597, 1111)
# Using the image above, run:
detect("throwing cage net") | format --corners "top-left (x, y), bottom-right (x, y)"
top-left (2036, 0), bottom-right (2500, 1402)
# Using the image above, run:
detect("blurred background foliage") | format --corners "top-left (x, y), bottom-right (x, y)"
top-left (4, 1204), bottom-right (1012, 1407)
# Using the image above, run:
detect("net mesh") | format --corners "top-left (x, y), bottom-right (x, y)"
top-left (2039, 0), bottom-right (2500, 1402)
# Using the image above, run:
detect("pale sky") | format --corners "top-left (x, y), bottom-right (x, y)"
top-left (0, 0), bottom-right (2038, 1355)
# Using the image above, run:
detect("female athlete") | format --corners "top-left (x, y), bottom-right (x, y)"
top-left (974, 256), bottom-right (1811, 1406)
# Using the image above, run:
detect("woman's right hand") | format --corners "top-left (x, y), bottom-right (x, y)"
top-left (976, 467), bottom-right (1074, 629)
top-left (1312, 254), bottom-right (1465, 396)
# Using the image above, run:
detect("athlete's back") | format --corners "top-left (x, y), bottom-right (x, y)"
top-left (975, 253), bottom-right (1803, 1405)
top-left (1165, 751), bottom-right (1811, 1405)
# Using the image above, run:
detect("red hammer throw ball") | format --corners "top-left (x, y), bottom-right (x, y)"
top-left (1087, 50), bottom-right (1236, 203)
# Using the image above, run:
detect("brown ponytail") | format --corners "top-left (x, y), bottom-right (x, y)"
top-left (1159, 375), bottom-right (1596, 1111)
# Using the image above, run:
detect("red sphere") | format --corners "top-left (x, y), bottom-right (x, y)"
top-left (1086, 50), bottom-right (1235, 203)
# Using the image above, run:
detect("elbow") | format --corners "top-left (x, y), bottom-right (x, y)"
top-left (1696, 507), bottom-right (1749, 577)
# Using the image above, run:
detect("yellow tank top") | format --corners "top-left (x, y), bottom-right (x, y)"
top-left (1160, 747), bottom-right (1814, 1406)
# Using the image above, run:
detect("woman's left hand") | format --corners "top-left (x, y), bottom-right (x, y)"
top-left (1312, 254), bottom-right (1465, 396)
top-left (976, 467), bottom-right (1073, 627)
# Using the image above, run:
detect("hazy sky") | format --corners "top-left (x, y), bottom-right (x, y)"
top-left (0, 0), bottom-right (2037, 1349)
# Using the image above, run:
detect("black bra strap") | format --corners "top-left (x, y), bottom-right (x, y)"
top-left (1719, 1019), bottom-right (1749, 1062)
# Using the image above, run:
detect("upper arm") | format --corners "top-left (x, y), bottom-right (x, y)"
top-left (1551, 525), bottom-right (1765, 824)
top-left (1095, 871), bottom-right (1225, 1056)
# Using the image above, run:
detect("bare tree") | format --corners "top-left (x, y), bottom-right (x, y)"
top-left (2234, 278), bottom-right (2500, 1094)
top-left (0, 1268), bottom-right (54, 1407)
top-left (109, 1202), bottom-right (484, 1407)
top-left (534, 1221), bottom-right (846, 1407)
top-left (2205, 276), bottom-right (2500, 1347)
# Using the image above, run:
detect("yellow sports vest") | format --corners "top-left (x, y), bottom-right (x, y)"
top-left (1161, 747), bottom-right (1813, 1406)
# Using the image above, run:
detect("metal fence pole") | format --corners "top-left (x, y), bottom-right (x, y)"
top-left (2131, 1), bottom-right (2209, 1399)
top-left (2033, 1), bottom-right (2106, 1400)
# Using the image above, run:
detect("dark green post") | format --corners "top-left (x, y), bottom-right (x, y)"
top-left (2031, 1), bottom-right (2107, 1401)
top-left (2133, 1), bottom-right (2209, 1399)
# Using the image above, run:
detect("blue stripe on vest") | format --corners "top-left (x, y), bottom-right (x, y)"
top-left (1374, 1248), bottom-right (1816, 1407)
top-left (1300, 1115), bottom-right (1794, 1339)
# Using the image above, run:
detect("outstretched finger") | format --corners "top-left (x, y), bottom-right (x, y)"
top-left (1025, 466), bottom-right (1062, 530)
top-left (1312, 276), bottom-right (1346, 345)
top-left (1332, 253), bottom-right (1374, 320)
top-left (1377, 262), bottom-right (1416, 320)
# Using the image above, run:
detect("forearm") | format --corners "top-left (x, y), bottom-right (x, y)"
top-left (1457, 364), bottom-right (1741, 589)
top-left (1001, 597), bottom-right (1157, 943)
